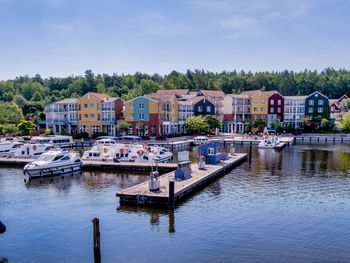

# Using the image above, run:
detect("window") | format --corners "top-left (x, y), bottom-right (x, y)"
top-left (253, 107), bottom-right (258, 112)
top-left (78, 105), bottom-right (81, 111)
top-left (84, 104), bottom-right (88, 108)
top-left (278, 100), bottom-right (281, 105)
top-left (206, 106), bottom-right (211, 112)
top-left (90, 103), bottom-right (94, 108)
top-left (270, 99), bottom-right (274, 105)
top-left (261, 107), bottom-right (265, 112)
top-left (208, 148), bottom-right (214, 155)
top-left (254, 98), bottom-right (258, 104)
top-left (139, 103), bottom-right (144, 109)
top-left (262, 99), bottom-right (266, 104)
top-left (79, 114), bottom-right (82, 121)
top-left (318, 107), bottom-right (323, 113)
top-left (98, 114), bottom-right (100, 121)
top-left (277, 107), bottom-right (281, 113)
top-left (84, 114), bottom-right (88, 119)
top-left (91, 114), bottom-right (95, 119)
top-left (198, 106), bottom-right (202, 112)
top-left (139, 113), bottom-right (144, 120)
top-left (318, 100), bottom-right (324, 105)
top-left (308, 108), bottom-right (313, 113)
top-left (309, 100), bottom-right (314, 106)
top-left (270, 107), bottom-right (274, 113)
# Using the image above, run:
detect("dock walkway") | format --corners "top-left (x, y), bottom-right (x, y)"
top-left (117, 153), bottom-right (247, 207)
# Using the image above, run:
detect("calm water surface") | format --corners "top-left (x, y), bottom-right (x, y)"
top-left (1, 144), bottom-right (350, 262)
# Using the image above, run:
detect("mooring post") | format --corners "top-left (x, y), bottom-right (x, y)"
top-left (249, 144), bottom-right (252, 164)
top-left (341, 137), bottom-right (344, 144)
top-left (325, 137), bottom-right (327, 144)
top-left (0, 220), bottom-right (6, 234)
top-left (168, 179), bottom-right (175, 209)
top-left (92, 218), bottom-right (101, 263)
top-left (309, 137), bottom-right (312, 143)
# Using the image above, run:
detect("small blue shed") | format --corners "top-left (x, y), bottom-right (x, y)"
top-left (197, 141), bottom-right (222, 164)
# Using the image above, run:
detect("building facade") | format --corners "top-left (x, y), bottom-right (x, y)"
top-left (46, 98), bottom-right (78, 134)
top-left (223, 94), bottom-right (250, 133)
top-left (266, 91), bottom-right (284, 127)
top-left (124, 96), bottom-right (164, 136)
top-left (77, 92), bottom-right (123, 136)
top-left (330, 95), bottom-right (348, 120)
top-left (193, 97), bottom-right (215, 116)
top-left (283, 96), bottom-right (306, 129)
top-left (304, 91), bottom-right (329, 120)
top-left (146, 93), bottom-right (180, 135)
top-left (197, 90), bottom-right (225, 120)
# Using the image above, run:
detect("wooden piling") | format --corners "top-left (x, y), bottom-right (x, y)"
top-left (92, 218), bottom-right (101, 263)
top-left (168, 180), bottom-right (175, 209)
top-left (168, 210), bottom-right (175, 233)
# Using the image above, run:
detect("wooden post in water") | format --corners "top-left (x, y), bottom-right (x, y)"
top-left (0, 220), bottom-right (6, 234)
top-left (168, 210), bottom-right (175, 233)
top-left (92, 218), bottom-right (101, 263)
top-left (168, 179), bottom-right (175, 209)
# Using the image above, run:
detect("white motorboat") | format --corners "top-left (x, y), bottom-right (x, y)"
top-left (193, 136), bottom-right (209, 145)
top-left (23, 149), bottom-right (82, 179)
top-left (31, 135), bottom-right (74, 147)
top-left (82, 138), bottom-right (128, 161)
top-left (258, 136), bottom-right (280, 149)
top-left (0, 141), bottom-right (24, 157)
top-left (13, 143), bottom-right (56, 158)
top-left (114, 145), bottom-right (173, 163)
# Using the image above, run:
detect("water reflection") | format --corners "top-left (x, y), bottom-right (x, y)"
top-left (25, 172), bottom-right (82, 192)
top-left (117, 206), bottom-right (176, 234)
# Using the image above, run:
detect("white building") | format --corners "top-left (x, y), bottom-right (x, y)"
top-left (283, 96), bottom-right (306, 129)
top-left (178, 100), bottom-right (194, 133)
top-left (223, 94), bottom-right (251, 133)
top-left (46, 98), bottom-right (78, 134)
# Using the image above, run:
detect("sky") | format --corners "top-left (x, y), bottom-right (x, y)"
top-left (0, 0), bottom-right (349, 79)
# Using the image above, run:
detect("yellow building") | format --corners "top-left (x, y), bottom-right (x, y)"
top-left (77, 92), bottom-right (123, 136)
top-left (241, 90), bottom-right (268, 131)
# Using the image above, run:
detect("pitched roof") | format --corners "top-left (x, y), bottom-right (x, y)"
top-left (263, 90), bottom-right (283, 97)
top-left (155, 89), bottom-right (189, 96)
top-left (145, 93), bottom-right (175, 102)
top-left (179, 96), bottom-right (214, 105)
top-left (306, 91), bottom-right (328, 99)
top-left (54, 98), bottom-right (78, 104)
top-left (227, 94), bottom-right (249, 99)
top-left (198, 90), bottom-right (225, 97)
top-left (89, 92), bottom-right (110, 101)
top-left (284, 96), bottom-right (307, 100)
top-left (240, 90), bottom-right (262, 96)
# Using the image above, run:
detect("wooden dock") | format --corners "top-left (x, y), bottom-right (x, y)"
top-left (82, 160), bottom-right (177, 172)
top-left (221, 136), bottom-right (295, 146)
top-left (0, 157), bottom-right (177, 172)
top-left (116, 153), bottom-right (247, 207)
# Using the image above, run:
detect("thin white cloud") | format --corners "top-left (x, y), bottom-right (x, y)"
top-left (123, 13), bottom-right (195, 37)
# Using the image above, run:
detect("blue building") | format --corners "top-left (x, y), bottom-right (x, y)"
top-left (304, 91), bottom-right (329, 120)
top-left (192, 97), bottom-right (215, 116)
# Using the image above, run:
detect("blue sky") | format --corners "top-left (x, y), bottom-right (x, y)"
top-left (0, 0), bottom-right (349, 79)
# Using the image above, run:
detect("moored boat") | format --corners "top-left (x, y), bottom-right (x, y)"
top-left (258, 136), bottom-right (280, 149)
top-left (13, 143), bottom-right (56, 158)
top-left (23, 149), bottom-right (82, 179)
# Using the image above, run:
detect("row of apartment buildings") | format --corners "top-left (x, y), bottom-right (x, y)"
top-left (46, 90), bottom-right (348, 136)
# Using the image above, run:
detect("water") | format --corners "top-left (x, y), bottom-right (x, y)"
top-left (1, 145), bottom-right (350, 262)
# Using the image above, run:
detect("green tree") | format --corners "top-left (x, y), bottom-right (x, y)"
top-left (321, 118), bottom-right (329, 128)
top-left (270, 119), bottom-right (283, 132)
top-left (341, 116), bottom-right (350, 132)
top-left (205, 115), bottom-right (222, 130)
top-left (31, 91), bottom-right (43, 101)
top-left (253, 119), bottom-right (267, 131)
top-left (96, 82), bottom-right (107, 94)
top-left (139, 79), bottom-right (161, 95)
top-left (13, 95), bottom-right (28, 108)
top-left (117, 120), bottom-right (130, 134)
top-left (18, 120), bottom-right (36, 136)
top-left (185, 116), bottom-right (210, 134)
top-left (0, 102), bottom-right (23, 125)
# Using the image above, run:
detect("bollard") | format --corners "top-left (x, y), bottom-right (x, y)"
top-left (249, 144), bottom-right (252, 164)
top-left (333, 137), bottom-right (335, 144)
top-left (309, 137), bottom-right (312, 143)
top-left (0, 220), bottom-right (6, 234)
top-left (92, 218), bottom-right (101, 263)
top-left (168, 180), bottom-right (175, 209)
top-left (325, 137), bottom-right (327, 144)
top-left (341, 138), bottom-right (344, 143)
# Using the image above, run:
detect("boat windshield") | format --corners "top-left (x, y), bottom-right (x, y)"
top-left (37, 154), bottom-right (56, 161)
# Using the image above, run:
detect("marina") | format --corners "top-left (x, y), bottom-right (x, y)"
top-left (1, 144), bottom-right (350, 262)
top-left (117, 153), bottom-right (247, 207)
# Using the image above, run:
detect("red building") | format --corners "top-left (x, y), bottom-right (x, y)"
top-left (265, 91), bottom-right (284, 127)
